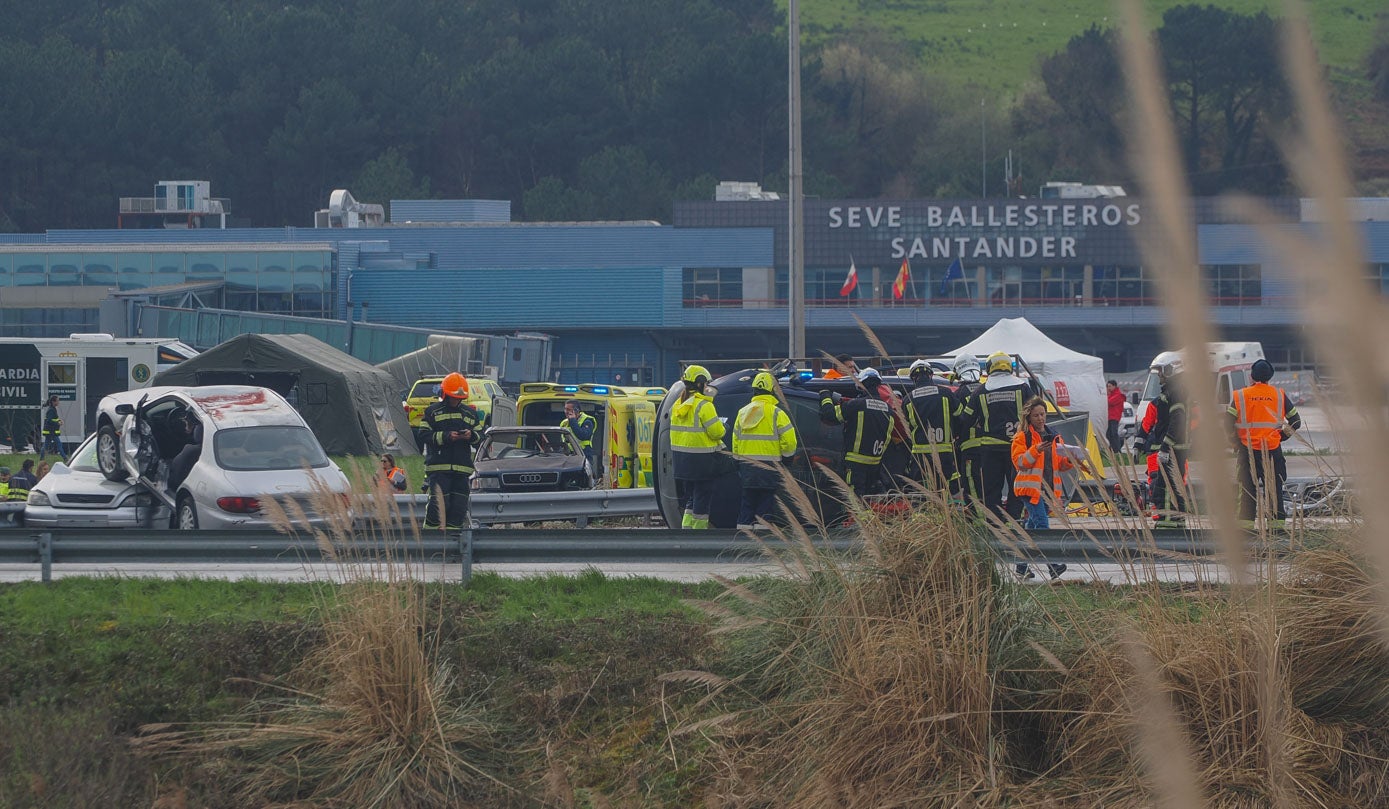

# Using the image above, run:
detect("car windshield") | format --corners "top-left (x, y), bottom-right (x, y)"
top-left (410, 381), bottom-right (442, 399)
top-left (213, 426), bottom-right (330, 471)
top-left (68, 436), bottom-right (100, 472)
top-left (480, 430), bottom-right (576, 461)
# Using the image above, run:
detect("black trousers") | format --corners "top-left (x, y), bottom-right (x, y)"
top-left (1106, 419), bottom-right (1121, 454)
top-left (910, 451), bottom-right (959, 498)
top-left (972, 447), bottom-right (1020, 521)
top-left (425, 471), bottom-right (471, 530)
top-left (843, 460), bottom-right (884, 498)
top-left (1236, 445), bottom-right (1288, 520)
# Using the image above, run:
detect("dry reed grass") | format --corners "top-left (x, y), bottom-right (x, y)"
top-left (667, 3), bottom-right (1389, 802)
top-left (132, 464), bottom-right (505, 808)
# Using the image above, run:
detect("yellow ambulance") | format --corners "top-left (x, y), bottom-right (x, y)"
top-left (515, 383), bottom-right (655, 489)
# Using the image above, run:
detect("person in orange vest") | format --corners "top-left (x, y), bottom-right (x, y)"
top-left (380, 453), bottom-right (408, 492)
top-left (822, 354), bottom-right (857, 379)
top-left (1011, 396), bottom-right (1085, 579)
top-left (1227, 359), bottom-right (1301, 522)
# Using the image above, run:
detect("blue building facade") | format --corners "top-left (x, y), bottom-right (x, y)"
top-left (0, 195), bottom-right (1385, 382)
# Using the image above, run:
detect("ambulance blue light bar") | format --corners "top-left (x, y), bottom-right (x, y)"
top-left (645, 388), bottom-right (665, 395)
top-left (561, 385), bottom-right (579, 393)
top-left (589, 386), bottom-right (610, 394)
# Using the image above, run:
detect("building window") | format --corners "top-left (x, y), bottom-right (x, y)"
top-left (1202, 264), bottom-right (1261, 306)
top-left (682, 267), bottom-right (742, 307)
top-left (1093, 265), bottom-right (1153, 306)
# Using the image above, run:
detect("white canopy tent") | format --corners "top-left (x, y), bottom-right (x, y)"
top-left (946, 317), bottom-right (1108, 436)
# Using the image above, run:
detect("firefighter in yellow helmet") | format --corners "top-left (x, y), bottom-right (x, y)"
top-left (422, 372), bottom-right (484, 531)
top-left (959, 351), bottom-right (1029, 520)
top-left (732, 371), bottom-right (798, 529)
top-left (671, 365), bottom-right (727, 529)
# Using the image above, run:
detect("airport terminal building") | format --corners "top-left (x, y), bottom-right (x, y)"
top-left (0, 184), bottom-right (1384, 384)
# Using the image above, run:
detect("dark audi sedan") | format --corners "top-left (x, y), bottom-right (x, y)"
top-left (470, 426), bottom-right (594, 493)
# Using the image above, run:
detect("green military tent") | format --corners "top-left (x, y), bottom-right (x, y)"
top-left (151, 333), bottom-right (417, 456)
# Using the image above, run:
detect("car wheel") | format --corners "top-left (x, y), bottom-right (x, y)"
top-left (97, 424), bottom-right (128, 482)
top-left (176, 495), bottom-right (199, 530)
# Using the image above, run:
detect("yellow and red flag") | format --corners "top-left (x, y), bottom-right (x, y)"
top-left (892, 257), bottom-right (911, 300)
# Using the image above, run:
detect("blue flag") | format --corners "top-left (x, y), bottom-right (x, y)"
top-left (938, 257), bottom-right (964, 295)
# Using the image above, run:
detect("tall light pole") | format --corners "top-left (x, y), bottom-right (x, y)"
top-left (788, 0), bottom-right (806, 360)
top-left (980, 98), bottom-right (987, 198)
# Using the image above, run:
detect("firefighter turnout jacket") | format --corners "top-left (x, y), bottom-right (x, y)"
top-left (7, 469), bottom-right (34, 502)
top-left (820, 390), bottom-right (891, 465)
top-left (1227, 381), bottom-right (1300, 450)
top-left (960, 377), bottom-right (1029, 452)
top-left (1012, 424), bottom-right (1074, 504)
top-left (671, 391), bottom-right (727, 479)
top-left (905, 376), bottom-right (959, 456)
top-left (1146, 386), bottom-right (1190, 453)
top-left (42, 403), bottom-right (62, 438)
top-left (422, 399), bottom-right (484, 475)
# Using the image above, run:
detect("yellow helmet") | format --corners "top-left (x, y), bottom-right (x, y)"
top-left (682, 365), bottom-right (711, 385)
top-left (986, 351), bottom-right (1013, 374)
top-left (751, 371), bottom-right (776, 393)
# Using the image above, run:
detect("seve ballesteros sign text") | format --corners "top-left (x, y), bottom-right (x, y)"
top-left (827, 201), bottom-right (1142, 262)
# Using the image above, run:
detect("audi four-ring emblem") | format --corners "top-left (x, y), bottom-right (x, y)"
top-left (517, 474), bottom-right (542, 483)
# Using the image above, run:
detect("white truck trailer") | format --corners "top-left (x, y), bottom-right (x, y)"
top-left (0, 334), bottom-right (198, 451)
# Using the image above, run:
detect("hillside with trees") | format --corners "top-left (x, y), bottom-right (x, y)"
top-left (0, 0), bottom-right (1384, 231)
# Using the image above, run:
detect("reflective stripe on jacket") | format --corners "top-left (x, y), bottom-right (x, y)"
top-left (733, 394), bottom-right (798, 461)
top-left (1228, 383), bottom-right (1298, 451)
top-left (671, 393), bottom-right (725, 453)
top-left (422, 400), bottom-right (483, 474)
top-left (43, 405), bottom-right (62, 436)
top-left (821, 394), bottom-right (891, 465)
top-left (562, 412), bottom-right (597, 450)
top-left (8, 471), bottom-right (35, 502)
top-left (906, 381), bottom-right (956, 454)
top-left (1012, 425), bottom-right (1073, 504)
top-left (961, 383), bottom-right (1026, 450)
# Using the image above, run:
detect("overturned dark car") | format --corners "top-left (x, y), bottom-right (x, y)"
top-left (652, 365), bottom-right (1092, 529)
top-left (470, 426), bottom-right (594, 494)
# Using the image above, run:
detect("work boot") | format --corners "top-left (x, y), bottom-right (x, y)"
top-left (1048, 563), bottom-right (1068, 580)
top-left (1015, 563), bottom-right (1035, 580)
top-left (691, 518), bottom-right (710, 530)
top-left (681, 511), bottom-right (695, 529)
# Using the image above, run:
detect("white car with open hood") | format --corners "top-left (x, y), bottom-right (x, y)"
top-left (92, 385), bottom-right (351, 529)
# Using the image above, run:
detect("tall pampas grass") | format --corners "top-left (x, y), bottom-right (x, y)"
top-left (132, 463), bottom-right (506, 807)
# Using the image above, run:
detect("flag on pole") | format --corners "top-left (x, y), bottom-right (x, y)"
top-left (938, 256), bottom-right (964, 295)
top-left (839, 258), bottom-right (859, 297)
top-left (892, 257), bottom-right (911, 300)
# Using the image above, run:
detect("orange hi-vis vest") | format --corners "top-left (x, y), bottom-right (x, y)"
top-left (1229, 382), bottom-right (1287, 451)
top-left (1011, 425), bottom-right (1074, 505)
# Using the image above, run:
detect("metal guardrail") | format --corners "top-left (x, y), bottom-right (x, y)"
top-left (0, 526), bottom-right (1279, 585)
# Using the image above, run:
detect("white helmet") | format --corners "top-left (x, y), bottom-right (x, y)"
top-left (953, 353), bottom-right (981, 383)
top-left (856, 367), bottom-right (881, 383)
top-left (908, 359), bottom-right (932, 378)
top-left (1150, 351), bottom-right (1185, 380)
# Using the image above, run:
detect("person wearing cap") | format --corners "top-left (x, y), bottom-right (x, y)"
top-left (1228, 358), bottom-right (1301, 522)
top-left (819, 368), bottom-right (892, 498)
top-left (732, 371), bottom-right (798, 529)
top-left (959, 351), bottom-right (1030, 520)
top-left (8, 460), bottom-right (36, 503)
top-left (904, 359), bottom-right (962, 497)
top-left (422, 372), bottom-right (484, 531)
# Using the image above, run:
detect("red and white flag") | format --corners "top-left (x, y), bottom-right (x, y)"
top-left (840, 258), bottom-right (859, 296)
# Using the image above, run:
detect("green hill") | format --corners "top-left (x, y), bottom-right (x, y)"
top-left (793, 0), bottom-right (1384, 98)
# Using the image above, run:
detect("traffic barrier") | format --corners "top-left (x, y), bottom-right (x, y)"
top-left (0, 526), bottom-right (1290, 585)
